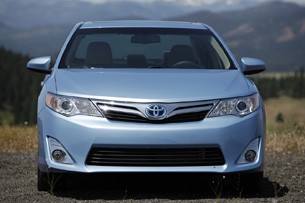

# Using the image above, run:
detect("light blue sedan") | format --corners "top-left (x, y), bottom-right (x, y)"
top-left (27, 21), bottom-right (266, 191)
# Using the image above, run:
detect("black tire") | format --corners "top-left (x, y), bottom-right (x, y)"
top-left (37, 167), bottom-right (67, 192)
top-left (37, 167), bottom-right (49, 191)
top-left (224, 172), bottom-right (263, 193)
top-left (239, 171), bottom-right (264, 191)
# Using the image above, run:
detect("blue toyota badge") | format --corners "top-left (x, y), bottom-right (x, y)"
top-left (145, 104), bottom-right (167, 120)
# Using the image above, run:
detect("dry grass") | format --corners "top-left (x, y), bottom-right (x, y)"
top-left (0, 97), bottom-right (304, 153)
top-left (265, 96), bottom-right (305, 130)
top-left (266, 122), bottom-right (305, 153)
top-left (0, 125), bottom-right (37, 152)
top-left (264, 97), bottom-right (305, 153)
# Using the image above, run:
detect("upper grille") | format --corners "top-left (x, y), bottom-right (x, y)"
top-left (86, 147), bottom-right (225, 166)
top-left (95, 100), bottom-right (216, 123)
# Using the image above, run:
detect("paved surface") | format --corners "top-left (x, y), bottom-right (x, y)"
top-left (0, 151), bottom-right (304, 202)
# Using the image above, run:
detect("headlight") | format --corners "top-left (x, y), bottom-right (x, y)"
top-left (208, 94), bottom-right (259, 117)
top-left (46, 92), bottom-right (103, 117)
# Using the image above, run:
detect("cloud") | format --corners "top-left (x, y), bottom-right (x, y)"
top-left (78, 0), bottom-right (221, 4)
top-left (78, 0), bottom-right (305, 4)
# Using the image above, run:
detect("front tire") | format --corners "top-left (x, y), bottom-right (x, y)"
top-left (239, 171), bottom-right (264, 191)
top-left (234, 172), bottom-right (264, 192)
top-left (37, 167), bottom-right (49, 191)
top-left (37, 167), bottom-right (66, 192)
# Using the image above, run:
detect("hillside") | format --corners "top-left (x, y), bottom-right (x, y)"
top-left (0, 47), bottom-right (43, 125)
top-left (0, 0), bottom-right (267, 28)
top-left (0, 2), bottom-right (305, 71)
top-left (168, 2), bottom-right (305, 71)
top-left (0, 25), bottom-right (72, 58)
top-left (0, 0), bottom-right (200, 28)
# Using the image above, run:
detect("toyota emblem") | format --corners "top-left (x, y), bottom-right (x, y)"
top-left (145, 104), bottom-right (167, 120)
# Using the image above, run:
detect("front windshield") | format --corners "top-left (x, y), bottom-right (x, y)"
top-left (59, 28), bottom-right (233, 69)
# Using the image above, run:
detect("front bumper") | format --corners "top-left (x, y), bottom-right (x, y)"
top-left (37, 106), bottom-right (265, 173)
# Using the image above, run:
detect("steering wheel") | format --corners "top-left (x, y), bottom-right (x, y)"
top-left (171, 61), bottom-right (203, 68)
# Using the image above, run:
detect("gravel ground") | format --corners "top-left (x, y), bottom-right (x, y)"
top-left (0, 151), bottom-right (304, 202)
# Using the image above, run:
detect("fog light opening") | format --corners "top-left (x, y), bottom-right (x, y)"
top-left (48, 137), bottom-right (74, 164)
top-left (245, 150), bottom-right (256, 162)
top-left (237, 137), bottom-right (260, 165)
top-left (52, 149), bottom-right (66, 162)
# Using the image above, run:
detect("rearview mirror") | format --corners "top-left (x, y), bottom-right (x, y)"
top-left (241, 57), bottom-right (266, 75)
top-left (131, 34), bottom-right (161, 44)
top-left (27, 56), bottom-right (52, 74)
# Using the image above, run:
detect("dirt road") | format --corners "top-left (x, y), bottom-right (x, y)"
top-left (0, 151), bottom-right (304, 202)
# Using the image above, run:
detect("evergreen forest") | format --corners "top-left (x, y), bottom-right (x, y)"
top-left (0, 47), bottom-right (43, 125)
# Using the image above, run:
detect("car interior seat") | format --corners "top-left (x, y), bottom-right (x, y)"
top-left (167, 45), bottom-right (194, 66)
top-left (85, 42), bottom-right (113, 67)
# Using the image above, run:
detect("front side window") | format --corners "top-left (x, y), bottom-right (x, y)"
top-left (59, 28), bottom-right (233, 69)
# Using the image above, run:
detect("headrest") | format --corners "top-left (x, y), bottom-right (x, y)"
top-left (168, 45), bottom-right (194, 66)
top-left (85, 42), bottom-right (113, 67)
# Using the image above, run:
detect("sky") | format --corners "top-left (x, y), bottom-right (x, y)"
top-left (78, 0), bottom-right (305, 5)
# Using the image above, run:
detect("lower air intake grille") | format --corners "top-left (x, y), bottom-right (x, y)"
top-left (86, 147), bottom-right (225, 166)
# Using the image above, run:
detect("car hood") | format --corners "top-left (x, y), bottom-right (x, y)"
top-left (54, 68), bottom-right (250, 102)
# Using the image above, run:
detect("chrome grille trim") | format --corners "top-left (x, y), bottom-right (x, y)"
top-left (167, 105), bottom-right (213, 117)
top-left (98, 104), bottom-right (146, 119)
top-left (92, 100), bottom-right (218, 123)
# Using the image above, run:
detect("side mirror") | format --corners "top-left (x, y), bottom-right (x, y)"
top-left (241, 57), bottom-right (266, 75)
top-left (27, 56), bottom-right (52, 74)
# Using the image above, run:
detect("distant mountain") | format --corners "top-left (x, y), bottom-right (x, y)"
top-left (0, 0), bottom-right (199, 28)
top-left (0, 25), bottom-right (72, 58)
top-left (0, 2), bottom-right (305, 71)
top-left (1, 0), bottom-right (305, 29)
top-left (168, 2), bottom-right (305, 71)
top-left (0, 0), bottom-right (273, 29)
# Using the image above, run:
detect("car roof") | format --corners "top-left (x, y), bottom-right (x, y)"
top-left (80, 20), bottom-right (209, 30)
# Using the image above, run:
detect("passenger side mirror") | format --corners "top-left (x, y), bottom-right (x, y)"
top-left (241, 57), bottom-right (266, 75)
top-left (27, 56), bottom-right (52, 74)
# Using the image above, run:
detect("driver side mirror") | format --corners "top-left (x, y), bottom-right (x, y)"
top-left (241, 57), bottom-right (266, 75)
top-left (27, 56), bottom-right (52, 74)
